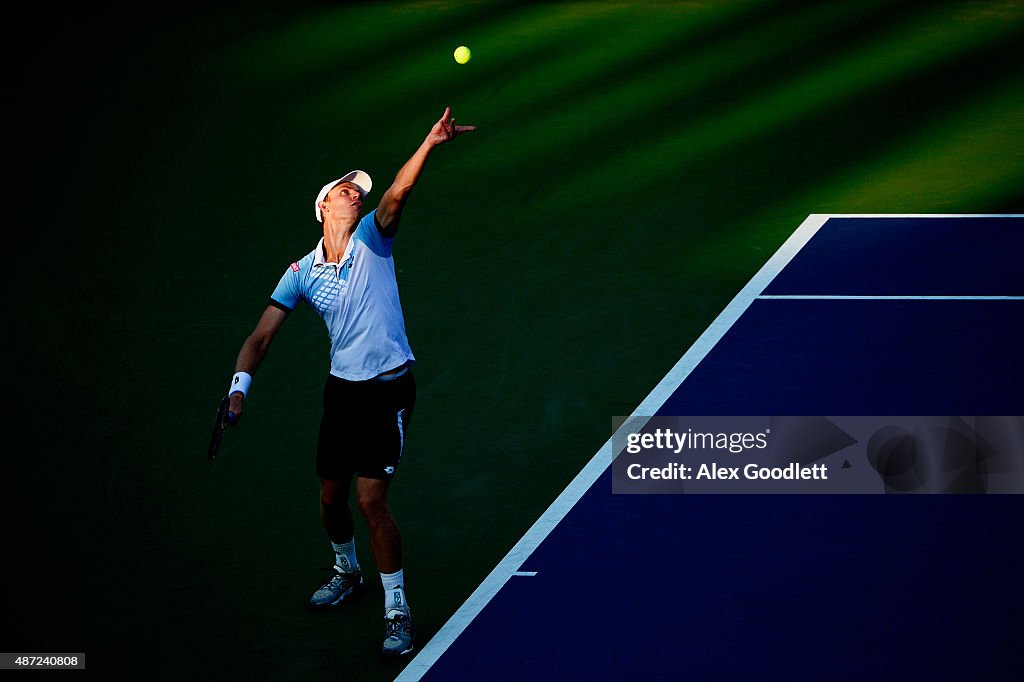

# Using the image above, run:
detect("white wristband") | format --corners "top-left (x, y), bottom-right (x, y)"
top-left (229, 371), bottom-right (252, 397)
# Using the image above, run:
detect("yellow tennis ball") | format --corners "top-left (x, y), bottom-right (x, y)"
top-left (454, 46), bottom-right (471, 64)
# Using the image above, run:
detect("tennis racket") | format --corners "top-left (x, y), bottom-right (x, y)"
top-left (208, 396), bottom-right (230, 461)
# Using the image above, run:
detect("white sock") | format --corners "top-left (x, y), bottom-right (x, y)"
top-left (331, 538), bottom-right (359, 573)
top-left (380, 569), bottom-right (408, 615)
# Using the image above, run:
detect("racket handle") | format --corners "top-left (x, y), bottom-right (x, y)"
top-left (227, 411), bottom-right (237, 425)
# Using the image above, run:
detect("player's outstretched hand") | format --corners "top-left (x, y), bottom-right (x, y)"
top-left (427, 106), bottom-right (476, 146)
top-left (226, 392), bottom-right (244, 427)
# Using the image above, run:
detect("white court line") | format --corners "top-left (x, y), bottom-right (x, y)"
top-left (758, 295), bottom-right (1024, 300)
top-left (797, 214), bottom-right (1024, 218)
top-left (395, 214), bottom-right (1022, 681)
top-left (511, 572), bottom-right (538, 577)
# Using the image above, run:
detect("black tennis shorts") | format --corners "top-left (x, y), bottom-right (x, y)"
top-left (316, 368), bottom-right (416, 481)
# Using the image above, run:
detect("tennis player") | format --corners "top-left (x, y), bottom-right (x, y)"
top-left (223, 107), bottom-right (475, 657)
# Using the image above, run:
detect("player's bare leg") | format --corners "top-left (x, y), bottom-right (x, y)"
top-left (308, 478), bottom-right (364, 608)
top-left (356, 476), bottom-right (413, 656)
top-left (355, 476), bottom-right (402, 572)
top-left (320, 478), bottom-right (356, 544)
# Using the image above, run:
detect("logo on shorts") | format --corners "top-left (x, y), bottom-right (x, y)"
top-left (385, 466), bottom-right (395, 475)
top-left (290, 262), bottom-right (300, 272)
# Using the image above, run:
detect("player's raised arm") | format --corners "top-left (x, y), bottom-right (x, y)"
top-left (225, 304), bottom-right (289, 426)
top-left (375, 106), bottom-right (476, 237)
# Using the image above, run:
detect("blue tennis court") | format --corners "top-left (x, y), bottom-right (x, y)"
top-left (398, 215), bottom-right (1023, 682)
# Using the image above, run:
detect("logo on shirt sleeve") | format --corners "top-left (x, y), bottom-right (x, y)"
top-left (290, 262), bottom-right (300, 272)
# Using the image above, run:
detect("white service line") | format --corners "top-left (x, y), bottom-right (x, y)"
top-left (393, 213), bottom-right (832, 682)
top-left (758, 295), bottom-right (1024, 300)
top-left (511, 572), bottom-right (538, 577)
top-left (793, 213), bottom-right (1024, 218)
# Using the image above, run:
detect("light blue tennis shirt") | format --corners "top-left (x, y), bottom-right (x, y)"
top-left (270, 209), bottom-right (415, 381)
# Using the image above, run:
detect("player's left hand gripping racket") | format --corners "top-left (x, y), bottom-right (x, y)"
top-left (208, 396), bottom-right (231, 461)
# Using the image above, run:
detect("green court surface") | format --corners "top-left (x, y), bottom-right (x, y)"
top-left (8, 2), bottom-right (1024, 679)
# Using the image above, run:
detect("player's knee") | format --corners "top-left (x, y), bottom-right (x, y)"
top-left (356, 494), bottom-right (389, 522)
top-left (319, 480), bottom-right (347, 508)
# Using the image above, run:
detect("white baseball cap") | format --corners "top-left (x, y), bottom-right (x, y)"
top-left (314, 170), bottom-right (373, 222)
